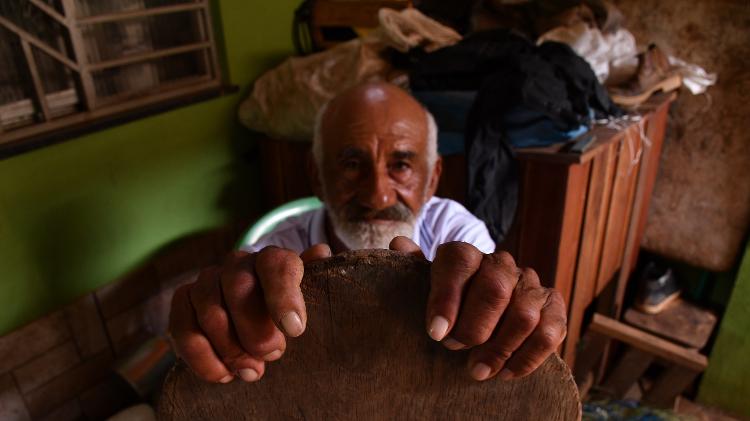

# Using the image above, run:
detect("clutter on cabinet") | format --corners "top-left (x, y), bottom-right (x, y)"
top-left (239, 7), bottom-right (459, 141)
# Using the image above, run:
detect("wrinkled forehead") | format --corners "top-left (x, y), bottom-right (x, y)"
top-left (320, 85), bottom-right (429, 155)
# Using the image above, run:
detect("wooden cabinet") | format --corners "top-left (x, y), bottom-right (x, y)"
top-left (256, 94), bottom-right (674, 369)
top-left (506, 95), bottom-right (673, 365)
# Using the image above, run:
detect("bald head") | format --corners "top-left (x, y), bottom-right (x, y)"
top-left (312, 82), bottom-right (438, 171)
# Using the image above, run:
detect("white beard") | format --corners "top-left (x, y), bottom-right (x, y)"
top-left (330, 217), bottom-right (416, 250)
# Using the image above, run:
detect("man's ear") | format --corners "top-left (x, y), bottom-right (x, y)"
top-left (426, 156), bottom-right (442, 198)
top-left (307, 152), bottom-right (324, 200)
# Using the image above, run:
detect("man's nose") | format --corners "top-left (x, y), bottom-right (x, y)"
top-left (358, 167), bottom-right (396, 211)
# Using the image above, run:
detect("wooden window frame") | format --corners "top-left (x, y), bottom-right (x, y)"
top-left (0, 0), bottom-right (224, 153)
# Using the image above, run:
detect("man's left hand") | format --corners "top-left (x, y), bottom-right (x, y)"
top-left (390, 237), bottom-right (567, 381)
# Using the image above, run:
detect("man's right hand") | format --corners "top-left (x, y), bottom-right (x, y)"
top-left (168, 244), bottom-right (332, 383)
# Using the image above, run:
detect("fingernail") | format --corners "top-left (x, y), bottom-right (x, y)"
top-left (442, 337), bottom-right (466, 350)
top-left (263, 349), bottom-right (282, 361)
top-left (219, 374), bottom-right (234, 383)
top-left (428, 316), bottom-right (450, 341)
top-left (471, 363), bottom-right (492, 381)
top-left (499, 368), bottom-right (514, 381)
top-left (238, 368), bottom-right (259, 382)
top-left (281, 312), bottom-right (304, 337)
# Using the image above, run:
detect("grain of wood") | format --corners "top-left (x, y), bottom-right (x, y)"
top-left (158, 250), bottom-right (581, 421)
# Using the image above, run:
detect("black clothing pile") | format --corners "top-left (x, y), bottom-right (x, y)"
top-left (398, 29), bottom-right (622, 242)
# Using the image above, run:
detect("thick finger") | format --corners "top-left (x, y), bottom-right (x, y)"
top-left (189, 266), bottom-right (266, 381)
top-left (169, 284), bottom-right (233, 383)
top-left (466, 270), bottom-right (555, 381)
top-left (389, 236), bottom-right (426, 259)
top-left (255, 247), bottom-right (307, 338)
top-left (448, 252), bottom-right (519, 349)
top-left (500, 289), bottom-right (567, 380)
top-left (221, 251), bottom-right (287, 360)
top-left (300, 243), bottom-right (332, 264)
top-left (426, 242), bottom-right (483, 342)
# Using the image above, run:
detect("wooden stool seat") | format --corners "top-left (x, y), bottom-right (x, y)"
top-left (158, 250), bottom-right (581, 420)
top-left (624, 299), bottom-right (717, 349)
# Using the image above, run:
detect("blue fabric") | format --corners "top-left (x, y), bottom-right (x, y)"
top-left (413, 90), bottom-right (589, 153)
top-left (412, 91), bottom-right (476, 155)
top-left (503, 107), bottom-right (589, 148)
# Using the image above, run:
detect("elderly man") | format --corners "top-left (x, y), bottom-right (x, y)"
top-left (169, 82), bottom-right (567, 386)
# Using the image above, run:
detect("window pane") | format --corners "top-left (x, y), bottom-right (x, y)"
top-left (32, 48), bottom-right (80, 118)
top-left (81, 10), bottom-right (204, 63)
top-left (0, 27), bottom-right (39, 129)
top-left (0, 1), bottom-right (73, 60)
top-left (92, 50), bottom-right (208, 101)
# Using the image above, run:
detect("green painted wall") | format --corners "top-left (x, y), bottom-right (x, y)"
top-left (0, 0), bottom-right (299, 335)
top-left (698, 240), bottom-right (750, 417)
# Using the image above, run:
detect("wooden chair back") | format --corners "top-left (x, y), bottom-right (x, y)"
top-left (158, 250), bottom-right (580, 420)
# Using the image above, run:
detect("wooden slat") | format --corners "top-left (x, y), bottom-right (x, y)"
top-left (589, 314), bottom-right (708, 372)
top-left (627, 101), bottom-right (671, 270)
top-left (29, 0), bottom-right (67, 25)
top-left (595, 131), bottom-right (631, 289)
top-left (609, 127), bottom-right (644, 317)
top-left (0, 14), bottom-right (79, 71)
top-left (645, 366), bottom-right (699, 408)
top-left (516, 160), bottom-right (590, 308)
top-left (60, 0), bottom-right (97, 109)
top-left (197, 2), bottom-right (221, 82)
top-left (86, 42), bottom-right (211, 72)
top-left (0, 79), bottom-right (221, 145)
top-left (563, 146), bottom-right (617, 366)
top-left (593, 144), bottom-right (618, 296)
top-left (93, 74), bottom-right (211, 107)
top-left (602, 348), bottom-right (654, 397)
top-left (20, 40), bottom-right (51, 121)
top-left (76, 3), bottom-right (205, 25)
top-left (193, 5), bottom-right (212, 78)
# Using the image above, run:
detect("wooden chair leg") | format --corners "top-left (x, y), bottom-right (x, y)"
top-left (644, 366), bottom-right (699, 409)
top-left (602, 348), bottom-right (654, 397)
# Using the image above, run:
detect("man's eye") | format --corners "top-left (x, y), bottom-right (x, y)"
top-left (391, 161), bottom-right (411, 171)
top-left (343, 160), bottom-right (360, 171)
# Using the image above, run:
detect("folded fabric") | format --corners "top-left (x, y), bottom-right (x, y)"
top-left (375, 8), bottom-right (462, 53)
top-left (537, 22), bottom-right (638, 84)
top-left (668, 55), bottom-right (717, 95)
top-left (238, 8), bottom-right (461, 141)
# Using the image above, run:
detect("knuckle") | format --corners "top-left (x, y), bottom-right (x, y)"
top-left (521, 267), bottom-right (539, 281)
top-left (492, 250), bottom-right (517, 268)
top-left (197, 307), bottom-right (229, 333)
top-left (513, 308), bottom-right (541, 331)
top-left (537, 326), bottom-right (564, 349)
top-left (478, 276), bottom-right (513, 308)
top-left (547, 289), bottom-right (565, 306)
top-left (437, 241), bottom-right (481, 267)
top-left (518, 268), bottom-right (539, 289)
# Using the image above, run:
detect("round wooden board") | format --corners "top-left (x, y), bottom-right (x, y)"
top-left (158, 249), bottom-right (580, 420)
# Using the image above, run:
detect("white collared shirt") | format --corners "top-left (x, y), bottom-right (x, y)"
top-left (241, 197), bottom-right (496, 260)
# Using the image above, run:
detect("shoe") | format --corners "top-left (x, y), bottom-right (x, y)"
top-left (608, 44), bottom-right (682, 106)
top-left (634, 261), bottom-right (681, 314)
